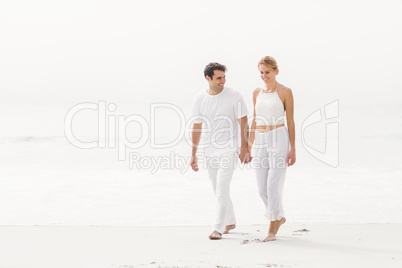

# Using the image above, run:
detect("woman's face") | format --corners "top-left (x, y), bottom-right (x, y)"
top-left (259, 64), bottom-right (278, 84)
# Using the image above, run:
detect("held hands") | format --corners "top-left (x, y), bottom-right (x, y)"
top-left (191, 148), bottom-right (252, 171)
top-left (239, 147), bottom-right (253, 164)
top-left (190, 155), bottom-right (199, 172)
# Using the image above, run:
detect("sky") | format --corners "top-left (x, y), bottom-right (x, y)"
top-left (0, 0), bottom-right (401, 109)
top-left (0, 1), bottom-right (401, 231)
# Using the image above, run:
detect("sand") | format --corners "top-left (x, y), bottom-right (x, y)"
top-left (0, 223), bottom-right (401, 268)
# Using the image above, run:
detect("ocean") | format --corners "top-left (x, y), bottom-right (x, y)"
top-left (1, 101), bottom-right (401, 226)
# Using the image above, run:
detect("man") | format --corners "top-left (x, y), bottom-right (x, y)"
top-left (190, 62), bottom-right (251, 240)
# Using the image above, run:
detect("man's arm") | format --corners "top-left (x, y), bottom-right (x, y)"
top-left (238, 115), bottom-right (252, 164)
top-left (191, 123), bottom-right (202, 171)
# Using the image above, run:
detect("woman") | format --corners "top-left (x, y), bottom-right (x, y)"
top-left (249, 56), bottom-right (296, 241)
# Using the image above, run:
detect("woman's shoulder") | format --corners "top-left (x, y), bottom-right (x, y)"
top-left (253, 87), bottom-right (261, 95)
top-left (278, 84), bottom-right (293, 98)
top-left (252, 88), bottom-right (261, 100)
top-left (278, 83), bottom-right (292, 92)
top-left (277, 85), bottom-right (294, 107)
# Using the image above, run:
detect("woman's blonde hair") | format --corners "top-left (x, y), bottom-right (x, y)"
top-left (258, 56), bottom-right (278, 70)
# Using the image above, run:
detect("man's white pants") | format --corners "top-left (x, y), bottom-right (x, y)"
top-left (253, 126), bottom-right (289, 221)
top-left (206, 151), bottom-right (237, 234)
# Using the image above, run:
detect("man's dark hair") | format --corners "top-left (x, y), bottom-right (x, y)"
top-left (204, 62), bottom-right (227, 79)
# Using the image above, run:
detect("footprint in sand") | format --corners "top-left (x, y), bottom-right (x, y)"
top-left (294, 228), bottom-right (310, 232)
top-left (292, 229), bottom-right (309, 236)
top-left (241, 239), bottom-right (263, 245)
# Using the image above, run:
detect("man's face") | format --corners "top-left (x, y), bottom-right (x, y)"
top-left (207, 70), bottom-right (226, 91)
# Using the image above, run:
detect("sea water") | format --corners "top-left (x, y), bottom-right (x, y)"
top-left (0, 102), bottom-right (401, 226)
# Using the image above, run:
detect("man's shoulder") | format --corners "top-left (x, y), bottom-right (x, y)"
top-left (193, 90), bottom-right (207, 102)
top-left (224, 87), bottom-right (235, 93)
top-left (224, 87), bottom-right (241, 97)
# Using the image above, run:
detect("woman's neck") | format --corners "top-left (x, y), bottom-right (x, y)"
top-left (263, 81), bottom-right (278, 91)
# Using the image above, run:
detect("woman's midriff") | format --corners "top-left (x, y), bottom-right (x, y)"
top-left (256, 124), bottom-right (285, 133)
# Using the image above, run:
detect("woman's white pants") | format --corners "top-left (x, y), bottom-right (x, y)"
top-left (253, 126), bottom-right (290, 221)
top-left (206, 151), bottom-right (236, 234)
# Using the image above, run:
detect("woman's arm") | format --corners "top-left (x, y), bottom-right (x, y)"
top-left (248, 89), bottom-right (259, 152)
top-left (284, 88), bottom-right (296, 166)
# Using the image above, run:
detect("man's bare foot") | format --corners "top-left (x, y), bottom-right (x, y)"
top-left (263, 232), bottom-right (276, 242)
top-left (208, 231), bottom-right (222, 240)
top-left (223, 224), bottom-right (236, 234)
top-left (274, 217), bottom-right (286, 235)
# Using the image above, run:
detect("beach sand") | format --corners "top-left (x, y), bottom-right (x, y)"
top-left (1, 224), bottom-right (401, 268)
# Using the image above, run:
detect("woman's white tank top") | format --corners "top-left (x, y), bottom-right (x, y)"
top-left (255, 87), bottom-right (285, 126)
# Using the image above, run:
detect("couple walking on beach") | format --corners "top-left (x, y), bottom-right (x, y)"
top-left (190, 56), bottom-right (296, 241)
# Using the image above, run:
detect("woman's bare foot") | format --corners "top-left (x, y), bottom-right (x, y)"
top-left (274, 217), bottom-right (286, 235)
top-left (263, 232), bottom-right (276, 241)
top-left (223, 224), bottom-right (236, 234)
top-left (208, 231), bottom-right (222, 240)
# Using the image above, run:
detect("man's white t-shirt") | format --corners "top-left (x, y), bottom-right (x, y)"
top-left (192, 87), bottom-right (249, 157)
